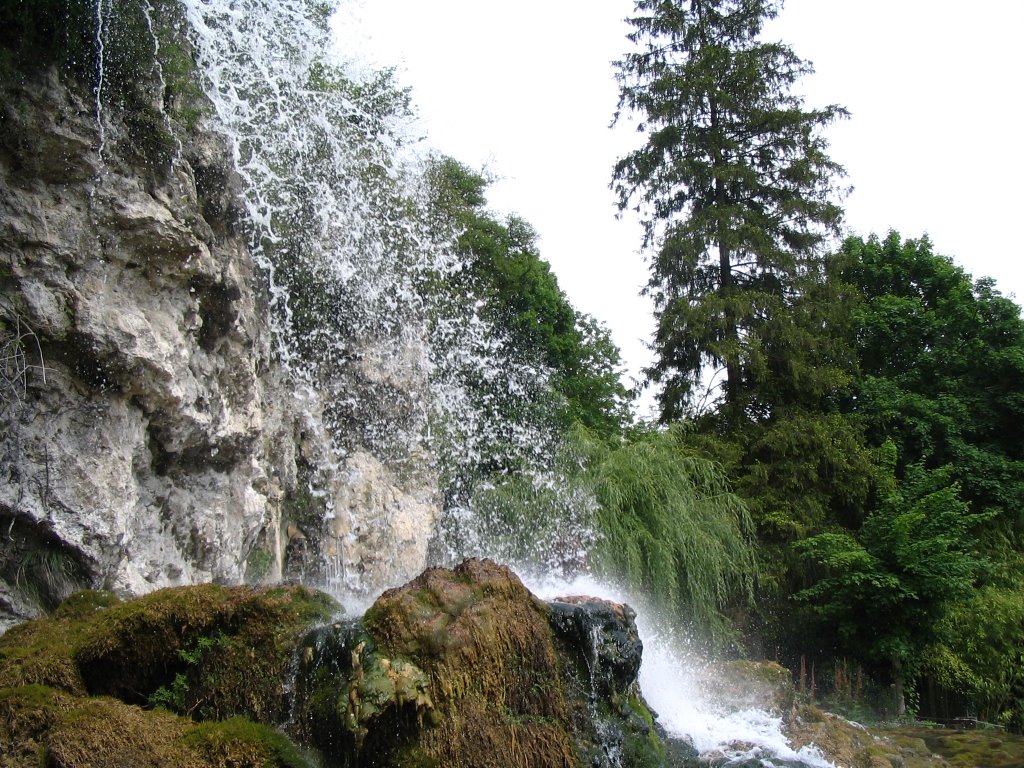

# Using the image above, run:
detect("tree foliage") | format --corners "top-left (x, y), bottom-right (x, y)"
top-left (581, 424), bottom-right (757, 643)
top-left (795, 459), bottom-right (989, 711)
top-left (428, 157), bottom-right (633, 438)
top-left (838, 233), bottom-right (1024, 565)
top-left (929, 586), bottom-right (1024, 730)
top-left (613, 0), bottom-right (848, 423)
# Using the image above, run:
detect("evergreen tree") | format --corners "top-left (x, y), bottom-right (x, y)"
top-left (613, 0), bottom-right (848, 423)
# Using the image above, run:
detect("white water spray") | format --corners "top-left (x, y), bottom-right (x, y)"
top-left (179, 0), bottom-right (587, 595)
top-left (527, 573), bottom-right (835, 767)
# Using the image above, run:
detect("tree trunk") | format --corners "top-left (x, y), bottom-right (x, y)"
top-left (709, 93), bottom-right (741, 426)
top-left (893, 654), bottom-right (907, 718)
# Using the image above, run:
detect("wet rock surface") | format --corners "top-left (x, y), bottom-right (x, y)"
top-left (0, 560), bottom-right (673, 767)
top-left (0, 45), bottom-right (441, 620)
top-left (293, 558), bottom-right (669, 767)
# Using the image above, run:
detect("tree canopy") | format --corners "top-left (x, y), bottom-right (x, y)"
top-left (613, 0), bottom-right (848, 423)
top-left (838, 233), bottom-right (1024, 552)
top-left (428, 157), bottom-right (633, 439)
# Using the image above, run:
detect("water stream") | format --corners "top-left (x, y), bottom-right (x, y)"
top-left (527, 573), bottom-right (835, 767)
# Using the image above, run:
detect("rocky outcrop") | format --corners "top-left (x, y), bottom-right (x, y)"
top-left (7, 559), bottom-right (1014, 767)
top-left (0, 12), bottom-right (441, 625)
top-left (0, 583), bottom-right (336, 768)
top-left (0, 64), bottom-right (277, 617)
top-left (0, 559), bottom-right (674, 767)
top-left (292, 558), bottom-right (673, 767)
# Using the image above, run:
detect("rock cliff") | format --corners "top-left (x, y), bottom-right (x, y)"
top-left (0, 60), bottom-right (278, 619)
top-left (0, 5), bottom-right (439, 628)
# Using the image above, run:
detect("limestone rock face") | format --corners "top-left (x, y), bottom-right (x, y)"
top-left (0, 61), bottom-right (440, 627)
top-left (324, 450), bottom-right (438, 597)
top-left (0, 68), bottom-right (276, 616)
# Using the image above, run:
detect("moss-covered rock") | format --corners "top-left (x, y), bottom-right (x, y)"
top-left (784, 705), bottom-right (953, 767)
top-left (294, 559), bottom-right (576, 767)
top-left (293, 559), bottom-right (669, 767)
top-left (74, 583), bottom-right (337, 721)
top-left (0, 591), bottom-right (120, 694)
top-left (1, 566), bottom-right (674, 767)
top-left (0, 685), bottom-right (317, 768)
top-left (0, 584), bottom-right (336, 768)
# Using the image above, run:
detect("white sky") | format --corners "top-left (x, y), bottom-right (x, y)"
top-left (333, 0), bottom-right (1024, 416)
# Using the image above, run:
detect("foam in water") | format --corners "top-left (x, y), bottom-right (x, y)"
top-left (526, 573), bottom-right (835, 767)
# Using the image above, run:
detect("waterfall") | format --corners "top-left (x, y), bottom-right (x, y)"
top-left (178, 0), bottom-right (588, 595)
top-left (528, 574), bottom-right (837, 767)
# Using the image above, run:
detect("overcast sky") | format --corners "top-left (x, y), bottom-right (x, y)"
top-left (333, 0), bottom-right (1023, 416)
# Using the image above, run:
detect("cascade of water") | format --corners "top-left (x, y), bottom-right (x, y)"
top-left (170, 2), bottom-right (834, 760)
top-left (180, 0), bottom-right (591, 596)
top-left (140, 0), bottom-right (182, 168)
top-left (527, 574), bottom-right (836, 768)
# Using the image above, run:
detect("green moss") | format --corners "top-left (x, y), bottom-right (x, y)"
top-left (0, 595), bottom-right (102, 694)
top-left (282, 459), bottom-right (328, 539)
top-left (52, 590), bottom-right (121, 620)
top-left (882, 727), bottom-right (1024, 768)
top-left (43, 695), bottom-right (194, 768)
top-left (0, 683), bottom-right (316, 768)
top-left (0, 0), bottom-right (94, 81)
top-left (354, 560), bottom-right (579, 767)
top-left (0, 0), bottom-right (208, 176)
top-left (246, 547), bottom-right (275, 583)
top-left (183, 716), bottom-right (317, 768)
top-left (0, 684), bottom-right (77, 767)
top-left (71, 584), bottom-right (337, 722)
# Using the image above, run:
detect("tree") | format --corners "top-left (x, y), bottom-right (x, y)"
top-left (838, 233), bottom-right (1024, 563)
top-left (813, 232), bottom-right (1024, 720)
top-left (795, 458), bottom-right (988, 716)
top-left (582, 424), bottom-right (758, 644)
top-left (427, 157), bottom-right (633, 439)
top-left (613, 0), bottom-right (848, 424)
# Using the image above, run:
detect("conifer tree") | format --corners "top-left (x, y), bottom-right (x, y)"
top-left (613, 0), bottom-right (848, 424)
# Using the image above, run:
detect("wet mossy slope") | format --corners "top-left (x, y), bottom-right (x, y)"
top-left (1, 562), bottom-right (670, 767)
top-left (0, 584), bottom-right (336, 767)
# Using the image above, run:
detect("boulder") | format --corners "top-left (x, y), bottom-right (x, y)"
top-left (293, 558), bottom-right (671, 767)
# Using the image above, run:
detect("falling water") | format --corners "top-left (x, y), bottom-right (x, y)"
top-left (93, 0), bottom-right (110, 161)
top-left (527, 574), bottom-right (836, 767)
top-left (178, 0), bottom-right (586, 594)
top-left (140, 0), bottom-right (183, 167)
